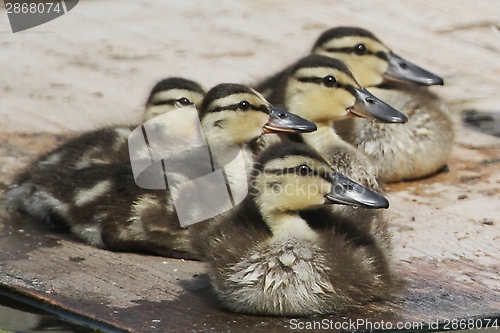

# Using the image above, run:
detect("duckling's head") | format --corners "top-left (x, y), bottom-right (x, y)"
top-left (251, 143), bottom-right (389, 217)
top-left (200, 83), bottom-right (316, 145)
top-left (312, 26), bottom-right (443, 87)
top-left (284, 55), bottom-right (407, 124)
top-left (143, 77), bottom-right (206, 121)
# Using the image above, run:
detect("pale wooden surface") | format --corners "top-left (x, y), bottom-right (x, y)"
top-left (1, 1), bottom-right (500, 332)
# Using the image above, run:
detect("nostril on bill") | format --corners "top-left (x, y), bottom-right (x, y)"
top-left (365, 97), bottom-right (376, 104)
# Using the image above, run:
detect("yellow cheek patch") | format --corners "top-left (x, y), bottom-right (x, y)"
top-left (202, 111), bottom-right (269, 144)
top-left (351, 58), bottom-right (387, 86)
top-left (284, 67), bottom-right (358, 122)
top-left (299, 88), bottom-right (353, 122)
top-left (280, 177), bottom-right (330, 208)
top-left (255, 172), bottom-right (332, 213)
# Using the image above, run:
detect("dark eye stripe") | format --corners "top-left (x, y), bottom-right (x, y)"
top-left (297, 77), bottom-right (357, 95)
top-left (151, 99), bottom-right (177, 106)
top-left (324, 47), bottom-right (388, 61)
top-left (209, 103), bottom-right (269, 114)
top-left (264, 166), bottom-right (331, 181)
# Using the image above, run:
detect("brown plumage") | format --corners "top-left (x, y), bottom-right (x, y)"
top-left (191, 143), bottom-right (401, 316)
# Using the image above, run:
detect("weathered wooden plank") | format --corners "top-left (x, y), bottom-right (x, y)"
top-left (1, 122), bottom-right (499, 333)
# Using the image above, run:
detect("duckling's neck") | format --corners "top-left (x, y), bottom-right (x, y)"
top-left (207, 139), bottom-right (254, 172)
top-left (300, 121), bottom-right (343, 151)
top-left (262, 210), bottom-right (319, 243)
top-left (207, 139), bottom-right (253, 203)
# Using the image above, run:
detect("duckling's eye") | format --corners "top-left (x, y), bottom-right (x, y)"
top-left (177, 97), bottom-right (191, 106)
top-left (239, 100), bottom-right (251, 110)
top-left (323, 75), bottom-right (337, 88)
top-left (298, 164), bottom-right (312, 177)
top-left (354, 43), bottom-right (367, 55)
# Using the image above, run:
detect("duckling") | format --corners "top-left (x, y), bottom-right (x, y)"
top-left (6, 83), bottom-right (315, 258)
top-left (258, 27), bottom-right (453, 182)
top-left (191, 142), bottom-right (400, 316)
top-left (29, 77), bottom-right (206, 171)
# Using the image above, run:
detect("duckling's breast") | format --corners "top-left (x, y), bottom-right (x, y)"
top-left (210, 235), bottom-right (385, 316)
top-left (335, 86), bottom-right (454, 182)
top-left (324, 143), bottom-right (381, 193)
top-left (212, 239), bottom-right (336, 316)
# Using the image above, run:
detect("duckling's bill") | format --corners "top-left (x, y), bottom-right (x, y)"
top-left (325, 173), bottom-right (389, 209)
top-left (263, 106), bottom-right (317, 134)
top-left (349, 87), bottom-right (408, 123)
top-left (383, 53), bottom-right (444, 86)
